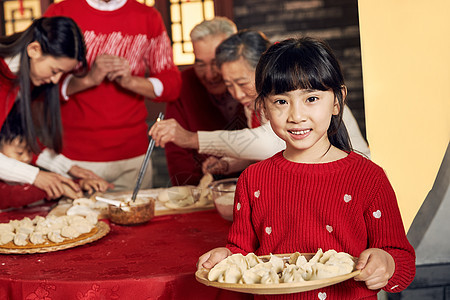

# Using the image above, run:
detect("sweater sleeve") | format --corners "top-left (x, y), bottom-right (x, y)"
top-left (144, 12), bottom-right (181, 102)
top-left (35, 149), bottom-right (74, 176)
top-left (226, 170), bottom-right (259, 254)
top-left (364, 172), bottom-right (416, 292)
top-left (0, 181), bottom-right (47, 209)
top-left (198, 122), bottom-right (286, 160)
top-left (0, 153), bottom-right (39, 184)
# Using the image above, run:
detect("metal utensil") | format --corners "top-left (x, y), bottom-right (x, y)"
top-left (131, 112), bottom-right (164, 202)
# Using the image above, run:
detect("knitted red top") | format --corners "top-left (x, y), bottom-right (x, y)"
top-left (45, 0), bottom-right (181, 161)
top-left (227, 151), bottom-right (415, 300)
top-left (0, 58), bottom-right (18, 128)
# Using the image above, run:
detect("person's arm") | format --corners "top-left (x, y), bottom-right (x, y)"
top-left (0, 181), bottom-right (47, 210)
top-left (0, 153), bottom-right (39, 184)
top-left (36, 148), bottom-right (75, 176)
top-left (36, 149), bottom-right (104, 181)
top-left (198, 122), bottom-right (286, 161)
top-left (355, 171), bottom-right (415, 292)
top-left (342, 106), bottom-right (371, 158)
top-left (202, 156), bottom-right (255, 175)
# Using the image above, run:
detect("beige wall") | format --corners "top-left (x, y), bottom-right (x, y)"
top-left (358, 1), bottom-right (450, 231)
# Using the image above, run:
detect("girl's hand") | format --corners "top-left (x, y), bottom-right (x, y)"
top-left (148, 119), bottom-right (199, 149)
top-left (202, 157), bottom-right (229, 175)
top-left (197, 247), bottom-right (232, 271)
top-left (34, 171), bottom-right (81, 199)
top-left (79, 178), bottom-right (114, 194)
top-left (61, 182), bottom-right (83, 199)
top-left (68, 165), bottom-right (102, 180)
top-left (354, 248), bottom-right (395, 290)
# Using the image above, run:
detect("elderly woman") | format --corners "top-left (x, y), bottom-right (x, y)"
top-left (149, 30), bottom-right (370, 175)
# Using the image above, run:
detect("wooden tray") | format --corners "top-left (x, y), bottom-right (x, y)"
top-left (195, 253), bottom-right (361, 295)
top-left (0, 221), bottom-right (110, 254)
top-left (104, 188), bottom-right (215, 216)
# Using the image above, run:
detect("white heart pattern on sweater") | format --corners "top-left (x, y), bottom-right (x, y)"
top-left (326, 225), bottom-right (333, 233)
top-left (236, 203), bottom-right (241, 211)
top-left (265, 227), bottom-right (272, 235)
top-left (318, 292), bottom-right (327, 300)
top-left (344, 194), bottom-right (352, 203)
top-left (373, 210), bottom-right (382, 219)
top-left (254, 190), bottom-right (260, 198)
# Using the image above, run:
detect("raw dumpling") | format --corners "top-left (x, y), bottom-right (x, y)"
top-left (268, 254), bottom-right (284, 273)
top-left (61, 226), bottom-right (81, 239)
top-left (241, 268), bottom-right (263, 284)
top-left (260, 269), bottom-right (280, 284)
top-left (208, 258), bottom-right (231, 281)
top-left (0, 231), bottom-right (15, 245)
top-left (319, 249), bottom-right (338, 264)
top-left (219, 264), bottom-right (242, 284)
top-left (29, 232), bottom-right (46, 245)
top-left (245, 253), bottom-right (262, 268)
top-left (48, 230), bottom-right (64, 243)
top-left (13, 232), bottom-right (28, 246)
top-left (0, 223), bottom-right (14, 233)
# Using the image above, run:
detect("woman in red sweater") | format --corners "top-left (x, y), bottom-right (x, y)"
top-left (0, 17), bottom-right (108, 200)
top-left (197, 37), bottom-right (415, 299)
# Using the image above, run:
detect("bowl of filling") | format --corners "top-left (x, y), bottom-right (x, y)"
top-left (209, 178), bottom-right (238, 222)
top-left (108, 196), bottom-right (155, 225)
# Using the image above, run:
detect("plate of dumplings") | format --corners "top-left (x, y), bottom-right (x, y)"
top-left (0, 215), bottom-right (110, 254)
top-left (195, 248), bottom-right (361, 294)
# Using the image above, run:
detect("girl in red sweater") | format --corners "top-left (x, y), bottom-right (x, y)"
top-left (197, 37), bottom-right (415, 299)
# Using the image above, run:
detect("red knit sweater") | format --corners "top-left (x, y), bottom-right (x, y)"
top-left (227, 151), bottom-right (415, 300)
top-left (45, 0), bottom-right (181, 161)
top-left (0, 58), bottom-right (18, 128)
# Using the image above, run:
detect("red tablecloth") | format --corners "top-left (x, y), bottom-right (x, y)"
top-left (0, 205), bottom-right (253, 300)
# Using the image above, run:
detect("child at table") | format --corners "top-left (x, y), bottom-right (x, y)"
top-left (0, 107), bottom-right (111, 209)
top-left (197, 37), bottom-right (415, 299)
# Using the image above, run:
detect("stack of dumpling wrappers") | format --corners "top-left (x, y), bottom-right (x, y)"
top-left (207, 249), bottom-right (355, 284)
top-left (0, 214), bottom-right (97, 247)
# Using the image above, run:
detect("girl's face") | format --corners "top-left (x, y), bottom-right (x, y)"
top-left (264, 88), bottom-right (340, 162)
top-left (221, 57), bottom-right (257, 109)
top-left (0, 137), bottom-right (32, 164)
top-left (27, 41), bottom-right (78, 86)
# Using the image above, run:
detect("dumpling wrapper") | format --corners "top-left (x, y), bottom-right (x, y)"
top-left (13, 232), bottom-right (28, 246)
top-left (219, 264), bottom-right (242, 284)
top-left (61, 226), bottom-right (81, 239)
top-left (48, 231), bottom-right (64, 243)
top-left (0, 223), bottom-right (14, 233)
top-left (245, 253), bottom-right (262, 268)
top-left (0, 231), bottom-right (15, 245)
top-left (29, 232), bottom-right (46, 245)
top-left (260, 269), bottom-right (280, 284)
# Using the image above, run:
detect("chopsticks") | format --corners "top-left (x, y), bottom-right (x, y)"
top-left (131, 112), bottom-right (164, 202)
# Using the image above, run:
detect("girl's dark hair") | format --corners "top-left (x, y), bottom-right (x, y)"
top-left (215, 29), bottom-right (271, 70)
top-left (0, 103), bottom-right (25, 147)
top-left (0, 16), bottom-right (87, 153)
top-left (255, 37), bottom-right (352, 152)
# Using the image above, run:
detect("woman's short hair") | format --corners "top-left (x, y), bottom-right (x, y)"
top-left (215, 29), bottom-right (271, 70)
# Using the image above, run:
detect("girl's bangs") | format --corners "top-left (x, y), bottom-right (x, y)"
top-left (261, 46), bottom-right (333, 97)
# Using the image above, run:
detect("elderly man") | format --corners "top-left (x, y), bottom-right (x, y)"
top-left (163, 17), bottom-right (246, 186)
